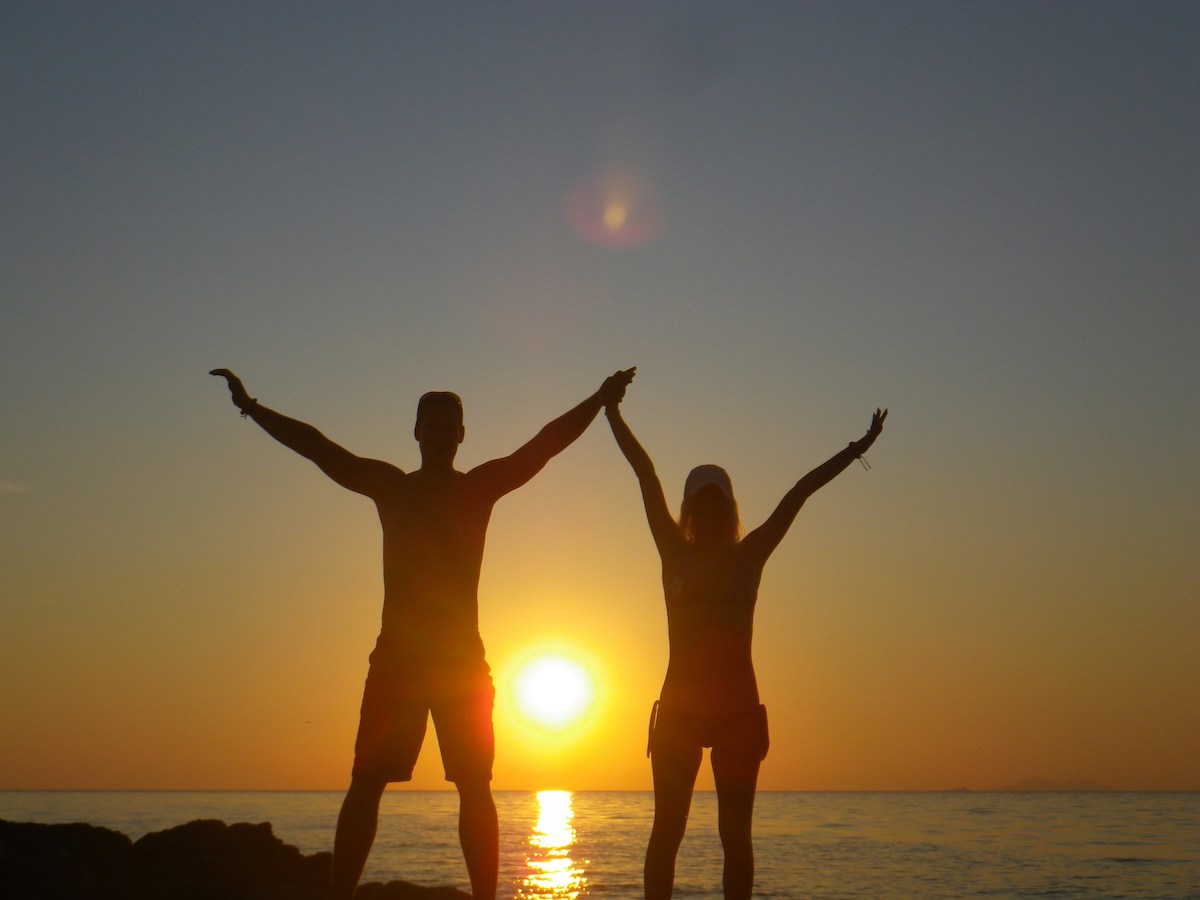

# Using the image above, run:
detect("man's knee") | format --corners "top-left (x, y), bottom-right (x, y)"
top-left (344, 775), bottom-right (387, 808)
top-left (455, 777), bottom-right (493, 806)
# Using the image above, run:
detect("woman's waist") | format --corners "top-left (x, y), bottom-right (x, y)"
top-left (665, 638), bottom-right (754, 674)
top-left (659, 668), bottom-right (759, 715)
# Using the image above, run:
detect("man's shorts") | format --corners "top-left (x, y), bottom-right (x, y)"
top-left (351, 654), bottom-right (495, 784)
top-left (647, 701), bottom-right (769, 763)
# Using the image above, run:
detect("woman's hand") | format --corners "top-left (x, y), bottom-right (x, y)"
top-left (210, 368), bottom-right (254, 411)
top-left (868, 407), bottom-right (888, 438)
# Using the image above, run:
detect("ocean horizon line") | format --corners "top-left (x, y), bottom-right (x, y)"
top-left (5, 786), bottom-right (1197, 795)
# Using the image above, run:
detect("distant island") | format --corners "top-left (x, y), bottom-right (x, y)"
top-left (997, 777), bottom-right (1116, 792)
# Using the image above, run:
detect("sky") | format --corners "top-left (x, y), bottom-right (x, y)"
top-left (2, 1), bottom-right (1197, 793)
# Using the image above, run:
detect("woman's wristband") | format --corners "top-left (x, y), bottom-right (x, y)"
top-left (849, 439), bottom-right (871, 470)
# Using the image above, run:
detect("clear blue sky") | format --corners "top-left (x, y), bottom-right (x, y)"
top-left (2, 1), bottom-right (1196, 791)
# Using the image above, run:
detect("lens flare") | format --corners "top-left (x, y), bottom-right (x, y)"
top-left (565, 169), bottom-right (663, 248)
top-left (603, 202), bottom-right (628, 231)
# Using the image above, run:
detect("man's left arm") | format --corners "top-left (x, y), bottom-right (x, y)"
top-left (473, 367), bottom-right (635, 497)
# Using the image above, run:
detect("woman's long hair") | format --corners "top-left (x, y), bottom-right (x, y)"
top-left (678, 493), bottom-right (743, 544)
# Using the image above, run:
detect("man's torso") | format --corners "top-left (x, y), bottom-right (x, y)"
top-left (372, 469), bottom-right (497, 667)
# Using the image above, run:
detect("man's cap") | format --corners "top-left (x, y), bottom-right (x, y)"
top-left (683, 464), bottom-right (733, 500)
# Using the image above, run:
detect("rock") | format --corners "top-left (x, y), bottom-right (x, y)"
top-left (0, 820), bottom-right (132, 898)
top-left (0, 819), bottom-right (470, 899)
top-left (127, 818), bottom-right (329, 899)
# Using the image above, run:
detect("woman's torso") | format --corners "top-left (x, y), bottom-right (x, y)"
top-left (658, 541), bottom-right (763, 714)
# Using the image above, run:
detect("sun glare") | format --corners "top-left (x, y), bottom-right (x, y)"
top-left (512, 654), bottom-right (595, 731)
top-left (522, 790), bottom-right (585, 897)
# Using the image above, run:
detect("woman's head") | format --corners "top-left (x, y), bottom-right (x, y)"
top-left (680, 464), bottom-right (742, 543)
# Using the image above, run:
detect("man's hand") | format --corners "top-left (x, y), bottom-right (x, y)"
top-left (210, 368), bottom-right (254, 410)
top-left (868, 407), bottom-right (888, 438)
top-left (599, 367), bottom-right (636, 408)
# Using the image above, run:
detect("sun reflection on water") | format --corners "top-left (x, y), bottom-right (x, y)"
top-left (518, 790), bottom-right (587, 898)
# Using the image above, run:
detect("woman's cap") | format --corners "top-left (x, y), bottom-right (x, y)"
top-left (684, 464), bottom-right (733, 500)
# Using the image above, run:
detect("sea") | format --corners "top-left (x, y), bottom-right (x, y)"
top-left (1, 791), bottom-right (1197, 899)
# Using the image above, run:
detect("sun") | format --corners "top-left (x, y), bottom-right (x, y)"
top-left (512, 653), bottom-right (595, 731)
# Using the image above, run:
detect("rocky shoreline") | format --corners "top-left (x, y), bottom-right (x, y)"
top-left (0, 818), bottom-right (470, 899)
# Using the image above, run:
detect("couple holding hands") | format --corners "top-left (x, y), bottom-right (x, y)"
top-left (212, 366), bottom-right (886, 900)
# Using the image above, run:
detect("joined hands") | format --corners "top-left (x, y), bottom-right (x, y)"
top-left (600, 367), bottom-right (637, 408)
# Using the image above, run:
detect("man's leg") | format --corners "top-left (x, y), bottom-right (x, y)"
top-left (456, 776), bottom-right (498, 900)
top-left (332, 775), bottom-right (387, 900)
top-left (433, 664), bottom-right (497, 898)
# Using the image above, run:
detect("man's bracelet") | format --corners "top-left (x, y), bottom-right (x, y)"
top-left (239, 398), bottom-right (259, 419)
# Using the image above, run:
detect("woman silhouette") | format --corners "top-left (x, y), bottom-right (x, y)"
top-left (604, 398), bottom-right (887, 900)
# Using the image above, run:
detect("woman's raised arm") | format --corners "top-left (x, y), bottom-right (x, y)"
top-left (605, 403), bottom-right (682, 557)
top-left (743, 408), bottom-right (887, 564)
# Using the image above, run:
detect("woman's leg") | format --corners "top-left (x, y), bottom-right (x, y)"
top-left (711, 741), bottom-right (761, 900)
top-left (645, 744), bottom-right (703, 900)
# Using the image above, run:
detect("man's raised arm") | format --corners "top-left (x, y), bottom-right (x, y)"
top-left (210, 369), bottom-right (396, 496)
top-left (473, 367), bottom-right (636, 495)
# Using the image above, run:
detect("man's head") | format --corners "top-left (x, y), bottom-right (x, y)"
top-left (415, 391), bottom-right (464, 431)
top-left (414, 391), bottom-right (465, 466)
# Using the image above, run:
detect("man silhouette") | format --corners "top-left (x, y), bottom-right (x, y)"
top-left (211, 366), bottom-right (635, 899)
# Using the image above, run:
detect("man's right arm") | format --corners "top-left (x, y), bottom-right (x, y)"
top-left (210, 369), bottom-right (398, 495)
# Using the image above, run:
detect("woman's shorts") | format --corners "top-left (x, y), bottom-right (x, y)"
top-left (646, 700), bottom-right (769, 761)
